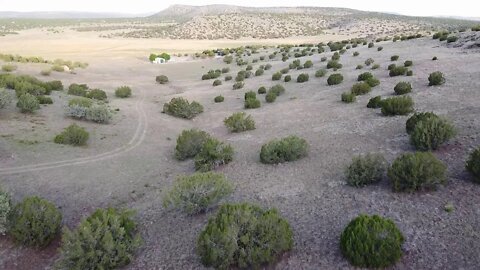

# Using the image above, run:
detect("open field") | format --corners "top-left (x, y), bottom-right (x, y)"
top-left (1, 24), bottom-right (480, 270)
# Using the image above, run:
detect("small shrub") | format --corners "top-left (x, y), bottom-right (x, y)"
top-left (388, 152), bottom-right (446, 192)
top-left (304, 60), bottom-right (313, 68)
top-left (265, 92), bottom-right (277, 103)
top-left (257, 86), bottom-right (266, 94)
top-left (297, 73), bottom-right (309, 83)
top-left (194, 138), bottom-right (234, 172)
top-left (115, 86), bottom-right (132, 98)
top-left (381, 96), bottom-right (414, 116)
top-left (345, 154), bottom-right (386, 187)
top-left (447, 36), bottom-right (458, 43)
top-left (389, 66), bottom-right (407, 77)
top-left (357, 72), bottom-right (373, 81)
top-left (244, 98), bottom-right (261, 109)
top-left (353, 51), bottom-right (359, 57)
top-left (163, 172), bottom-right (233, 214)
top-left (36, 96), bottom-right (52, 104)
top-left (364, 58), bottom-right (374, 66)
top-left (260, 136), bottom-right (308, 164)
top-left (366, 77), bottom-right (380, 87)
top-left (432, 56), bottom-right (438, 61)
top-left (17, 93), bottom-right (40, 113)
top-left (410, 116), bottom-right (456, 151)
top-left (246, 65), bottom-right (253, 71)
top-left (391, 55), bottom-right (399, 61)
top-left (163, 97), bottom-right (203, 119)
top-left (327, 60), bottom-right (343, 69)
top-left (404, 60), bottom-right (413, 67)
top-left (175, 129), bottom-right (210, 160)
top-left (40, 69), bottom-right (51, 76)
top-left (264, 64), bottom-right (272, 70)
top-left (68, 83), bottom-right (88, 97)
top-left (272, 72), bottom-right (282, 81)
top-left (197, 203), bottom-right (293, 269)
top-left (65, 105), bottom-right (88, 119)
top-left (388, 63), bottom-right (396, 71)
top-left (371, 64), bottom-right (380, 70)
top-left (232, 81), bottom-right (244, 90)
top-left (255, 69), bottom-right (264, 76)
top-left (340, 215), bottom-right (404, 268)
top-left (351, 82), bottom-right (371, 95)
top-left (86, 89), bottom-right (107, 101)
top-left (394, 82), bottom-right (412, 95)
top-left (213, 79), bottom-right (222, 86)
top-left (327, 73), bottom-right (344, 85)
top-left (0, 189), bottom-right (11, 234)
top-left (54, 124), bottom-right (89, 146)
top-left (221, 67), bottom-right (230, 73)
top-left (428, 71), bottom-right (445, 86)
top-left (55, 208), bottom-right (141, 270)
top-left (2, 64), bottom-right (17, 72)
top-left (315, 69), bottom-right (327, 78)
top-left (156, 75), bottom-right (169, 84)
top-left (466, 147), bottom-right (480, 183)
top-left (280, 67), bottom-right (289, 74)
top-left (284, 75), bottom-right (291, 82)
top-left (8, 196), bottom-right (62, 247)
top-left (214, 95), bottom-right (224, 103)
top-left (406, 70), bottom-right (413, 76)
top-left (68, 97), bottom-right (93, 108)
top-left (86, 104), bottom-right (112, 123)
top-left (368, 42), bottom-right (374, 48)
top-left (224, 112), bottom-right (255, 132)
top-left (225, 75), bottom-right (232, 81)
top-left (367, 96), bottom-right (382, 108)
top-left (356, 65), bottom-right (363, 70)
top-left (0, 89), bottom-right (13, 109)
top-left (244, 91), bottom-right (256, 100)
top-left (406, 112), bottom-right (439, 134)
top-left (321, 56), bottom-right (327, 62)
top-left (377, 46), bottom-right (383, 51)
top-left (341, 92), bottom-right (356, 103)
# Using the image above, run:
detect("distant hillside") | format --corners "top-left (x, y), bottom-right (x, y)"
top-left (0, 11), bottom-right (141, 19)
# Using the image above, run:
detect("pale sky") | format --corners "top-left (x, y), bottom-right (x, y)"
top-left (0, 0), bottom-right (477, 18)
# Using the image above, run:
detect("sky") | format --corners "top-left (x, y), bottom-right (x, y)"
top-left (0, 0), bottom-right (477, 18)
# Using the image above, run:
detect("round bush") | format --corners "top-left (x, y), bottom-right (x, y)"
top-left (244, 98), bottom-right (261, 109)
top-left (327, 60), bottom-right (343, 69)
top-left (194, 138), bottom-right (234, 172)
top-left (163, 97), bottom-right (204, 119)
top-left (368, 42), bottom-right (374, 48)
top-left (0, 189), bottom-right (11, 234)
top-left (391, 55), bottom-right (399, 61)
top-left (353, 51), bottom-right (359, 56)
top-left (257, 86), bottom-right (266, 94)
top-left (214, 95), bottom-right (224, 103)
top-left (272, 72), bottom-right (282, 81)
top-left (213, 79), bottom-right (222, 86)
top-left (364, 58), bottom-right (374, 66)
top-left (86, 89), bottom-right (107, 101)
top-left (466, 147), bottom-right (480, 183)
top-left (345, 154), bottom-right (386, 187)
top-left (428, 71), bottom-right (445, 86)
top-left (86, 104), bottom-right (112, 123)
top-left (56, 208), bottom-right (141, 270)
top-left (255, 69), bottom-right (264, 76)
top-left (367, 96), bottom-right (382, 108)
top-left (388, 63), bottom-right (396, 71)
top-left (351, 82), bottom-right (371, 95)
top-left (260, 136), bottom-right (308, 164)
top-left (340, 215), bottom-right (404, 268)
top-left (54, 124), bottom-right (89, 146)
top-left (366, 77), bottom-right (380, 87)
top-left (175, 129), bottom-right (211, 161)
top-left (394, 82), bottom-right (412, 95)
top-left (197, 203), bottom-right (293, 269)
top-left (9, 196), bottom-right (62, 247)
top-left (115, 86), bottom-right (132, 98)
top-left (315, 69), bottom-right (327, 78)
top-left (406, 112), bottom-right (439, 134)
top-left (284, 75), bottom-right (291, 82)
top-left (0, 89), bottom-right (13, 109)
top-left (303, 60), bottom-right (313, 68)
top-left (232, 82), bottom-right (244, 90)
top-left (388, 152), bottom-right (446, 192)
top-left (265, 92), bottom-right (277, 103)
top-left (410, 116), bottom-right (456, 151)
top-left (406, 70), bottom-right (413, 76)
top-left (381, 96), bottom-right (414, 116)
top-left (327, 73), bottom-right (344, 85)
top-left (341, 92), bottom-right (356, 103)
top-left (221, 67), bottom-right (230, 73)
top-left (357, 72), bottom-right (373, 81)
top-left (17, 93), bottom-right (40, 113)
top-left (224, 112), bottom-right (255, 132)
top-left (356, 65), bottom-right (363, 70)
top-left (404, 60), bottom-right (413, 67)
top-left (389, 66), bottom-right (407, 77)
top-left (244, 91), bottom-right (256, 100)
top-left (297, 73), bottom-right (309, 83)
top-left (156, 75), bottom-right (169, 84)
top-left (225, 75), bottom-right (232, 81)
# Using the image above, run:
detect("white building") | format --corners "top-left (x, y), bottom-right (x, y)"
top-left (152, 57), bottom-right (166, 64)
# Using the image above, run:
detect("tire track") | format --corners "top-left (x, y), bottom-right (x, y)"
top-left (0, 90), bottom-right (148, 175)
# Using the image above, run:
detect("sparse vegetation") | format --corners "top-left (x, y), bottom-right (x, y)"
top-left (381, 96), bottom-right (414, 116)
top-left (341, 92), bottom-right (356, 103)
top-left (410, 116), bottom-right (456, 151)
top-left (327, 73), bottom-right (344, 85)
top-left (345, 154), bottom-right (386, 187)
top-left (194, 137), bottom-right (234, 172)
top-left (0, 89), bottom-right (13, 110)
top-left (466, 147), bottom-right (480, 183)
top-left (17, 93), bottom-right (40, 113)
top-left (115, 86), bottom-right (132, 98)
top-left (54, 124), bottom-right (89, 146)
top-left (214, 95), bottom-right (224, 103)
top-left (367, 96), bottom-right (383, 108)
top-left (315, 69), bottom-right (327, 78)
top-left (351, 82), bottom-right (371, 95)
top-left (175, 129), bottom-right (211, 161)
top-left (224, 112), bottom-right (255, 132)
top-left (163, 97), bottom-right (203, 119)
top-left (428, 72), bottom-right (445, 86)
top-left (156, 75), bottom-right (169, 84)
top-left (297, 73), bottom-right (309, 83)
top-left (394, 82), bottom-right (412, 95)
top-left (0, 189), bottom-right (11, 234)
top-left (389, 66), bottom-right (408, 77)
top-left (260, 136), bottom-right (308, 164)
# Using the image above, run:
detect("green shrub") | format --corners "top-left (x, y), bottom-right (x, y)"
top-left (410, 116), bottom-right (456, 151)
top-left (56, 208), bottom-right (141, 270)
top-left (246, 65), bottom-right (253, 71)
top-left (447, 36), bottom-right (458, 43)
top-left (265, 92), bottom-right (277, 103)
top-left (327, 73), bottom-right (344, 85)
top-left (341, 92), bottom-right (356, 103)
top-left (357, 72), bottom-right (373, 81)
top-left (351, 82), bottom-right (371, 95)
top-left (54, 124), bottom-right (89, 146)
top-left (388, 152), bottom-right (446, 192)
top-left (68, 97), bottom-right (93, 108)
top-left (391, 55), bottom-right (399, 61)
top-left (327, 60), bottom-right (343, 69)
top-left (194, 138), bottom-right (234, 172)
top-left (163, 172), bottom-right (233, 215)
top-left (345, 154), bottom-right (386, 187)
top-left (394, 82), bottom-right (412, 95)
top-left (272, 72), bottom-right (282, 81)
top-left (406, 112), bottom-right (439, 134)
top-left (353, 51), bottom-right (359, 56)
top-left (221, 67), bottom-right (230, 73)
top-left (85, 104), bottom-right (112, 123)
top-left (68, 83), bottom-right (88, 97)
top-left (367, 96), bottom-right (382, 108)
top-left (213, 79), bottom-right (222, 86)
top-left (1, 64), bottom-right (17, 72)
top-left (303, 60), bottom-right (313, 68)
top-left (232, 81), bottom-right (244, 90)
top-left (225, 75), bottom-right (232, 81)
top-left (406, 70), bottom-right (413, 76)
top-left (368, 42), bottom-right (374, 48)
top-left (466, 147), bottom-right (480, 183)
top-left (255, 69), bottom-right (264, 76)
top-left (265, 64), bottom-right (272, 70)
top-left (214, 95), bottom-right (224, 103)
top-left (364, 58), bottom-right (374, 66)
top-left (8, 196), bottom-right (62, 247)
top-left (17, 93), bottom-right (40, 113)
top-left (163, 97), bottom-right (203, 119)
top-left (257, 86), bottom-right (266, 94)
top-left (356, 65), bottom-right (363, 70)
top-left (0, 89), bottom-right (13, 109)
top-left (389, 66), bottom-right (407, 77)
top-left (388, 64), bottom-right (396, 71)
top-left (280, 67), bottom-right (289, 74)
top-left (156, 75), bottom-right (169, 84)
top-left (404, 60), bottom-right (413, 67)
top-left (86, 89), bottom-right (107, 101)
top-left (224, 112), bottom-right (255, 132)
top-left (340, 215), bottom-right (404, 268)
top-left (315, 69), bottom-right (327, 78)
top-left (260, 136), bottom-right (308, 164)
top-left (244, 91), bottom-right (256, 100)
top-left (284, 75), bottom-right (291, 82)
top-left (297, 73), bottom-right (309, 83)
top-left (44, 80), bottom-right (63, 91)
top-left (377, 46), bottom-right (383, 51)
top-left (175, 129), bottom-right (211, 161)
top-left (371, 64), bottom-right (380, 70)
top-left (40, 69), bottom-right (51, 76)
top-left (428, 71), bottom-right (445, 86)
top-left (381, 96), bottom-right (414, 116)
top-left (366, 77), bottom-right (380, 87)
top-left (0, 189), bottom-right (11, 234)
top-left (115, 86), bottom-right (132, 98)
top-left (244, 98), bottom-right (261, 109)
top-left (197, 203), bottom-right (293, 269)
